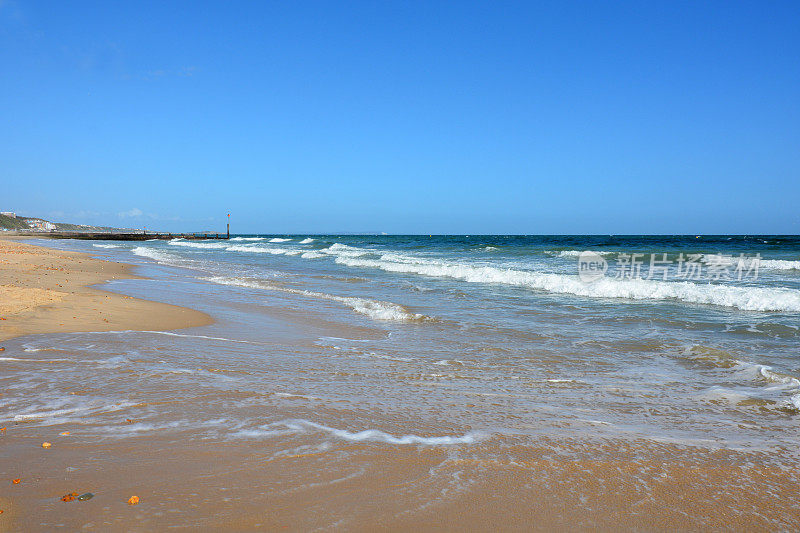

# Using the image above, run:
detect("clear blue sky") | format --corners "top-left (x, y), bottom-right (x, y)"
top-left (2, 1), bottom-right (798, 234)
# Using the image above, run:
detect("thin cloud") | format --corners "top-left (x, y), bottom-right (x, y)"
top-left (118, 208), bottom-right (143, 218)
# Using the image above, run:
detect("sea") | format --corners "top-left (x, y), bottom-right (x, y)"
top-left (4, 234), bottom-right (800, 528)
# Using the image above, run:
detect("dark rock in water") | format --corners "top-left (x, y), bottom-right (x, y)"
top-left (77, 492), bottom-right (94, 501)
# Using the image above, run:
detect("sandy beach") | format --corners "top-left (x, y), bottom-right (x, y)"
top-left (0, 239), bottom-right (212, 342)
top-left (4, 0), bottom-right (798, 529)
top-left (2, 235), bottom-right (800, 530)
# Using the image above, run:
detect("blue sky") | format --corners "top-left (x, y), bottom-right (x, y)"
top-left (2, 1), bottom-right (798, 234)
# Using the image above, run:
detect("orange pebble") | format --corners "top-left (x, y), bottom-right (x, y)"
top-left (12, 479), bottom-right (21, 484)
top-left (42, 442), bottom-right (51, 448)
top-left (127, 495), bottom-right (139, 505)
top-left (59, 431), bottom-right (70, 436)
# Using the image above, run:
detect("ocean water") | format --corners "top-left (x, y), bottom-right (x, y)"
top-left (4, 235), bottom-right (800, 527)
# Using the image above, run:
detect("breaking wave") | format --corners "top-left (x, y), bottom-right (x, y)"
top-left (131, 247), bottom-right (181, 263)
top-left (168, 239), bottom-right (228, 249)
top-left (167, 239), bottom-right (303, 256)
top-left (225, 245), bottom-right (303, 255)
top-left (153, 240), bottom-right (800, 312)
top-left (760, 259), bottom-right (800, 271)
top-left (546, 249), bottom-right (612, 258)
top-left (317, 246), bottom-right (800, 313)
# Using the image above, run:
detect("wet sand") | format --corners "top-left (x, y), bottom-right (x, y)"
top-left (3, 428), bottom-right (799, 530)
top-left (0, 239), bottom-right (212, 342)
top-left (2, 238), bottom-right (800, 530)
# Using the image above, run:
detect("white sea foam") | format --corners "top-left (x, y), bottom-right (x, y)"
top-left (269, 238), bottom-right (291, 243)
top-left (301, 251), bottom-right (324, 259)
top-left (168, 239), bottom-right (229, 249)
top-left (738, 362), bottom-right (800, 411)
top-left (760, 259), bottom-right (800, 271)
top-left (131, 247), bottom-right (181, 263)
top-left (319, 242), bottom-right (373, 258)
top-left (698, 386), bottom-right (754, 405)
top-left (201, 276), bottom-right (426, 322)
top-left (312, 246), bottom-right (800, 312)
top-left (299, 238), bottom-right (315, 244)
top-left (138, 331), bottom-right (255, 344)
top-left (12, 400), bottom-right (137, 423)
top-left (92, 243), bottom-right (120, 249)
top-left (168, 238), bottom-right (305, 256)
top-left (360, 352), bottom-right (414, 363)
top-left (225, 244), bottom-right (302, 255)
top-left (687, 346), bottom-right (800, 411)
top-left (274, 419), bottom-right (479, 445)
top-left (547, 250), bottom-right (612, 258)
top-left (13, 408), bottom-right (85, 421)
top-left (736, 362), bottom-right (800, 389)
top-left (230, 237), bottom-right (266, 242)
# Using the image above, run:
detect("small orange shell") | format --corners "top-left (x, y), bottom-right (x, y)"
top-left (59, 431), bottom-right (70, 436)
top-left (42, 442), bottom-right (52, 448)
top-left (127, 495), bottom-right (139, 505)
top-left (12, 479), bottom-right (21, 484)
top-left (61, 493), bottom-right (77, 502)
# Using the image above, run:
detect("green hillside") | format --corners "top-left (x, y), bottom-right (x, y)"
top-left (0, 214), bottom-right (31, 230)
top-left (0, 213), bottom-right (126, 232)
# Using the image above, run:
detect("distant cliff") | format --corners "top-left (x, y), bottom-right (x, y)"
top-left (0, 213), bottom-right (125, 233)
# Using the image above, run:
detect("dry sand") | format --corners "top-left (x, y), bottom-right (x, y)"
top-left (0, 239), bottom-right (212, 342)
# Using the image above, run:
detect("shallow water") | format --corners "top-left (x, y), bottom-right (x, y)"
top-left (3, 235), bottom-right (800, 529)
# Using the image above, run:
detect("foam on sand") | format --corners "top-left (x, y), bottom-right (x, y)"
top-left (684, 345), bottom-right (800, 411)
top-left (202, 275), bottom-right (427, 322)
top-left (270, 419), bottom-right (479, 445)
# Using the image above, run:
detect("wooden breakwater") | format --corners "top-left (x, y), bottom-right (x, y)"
top-left (12, 231), bottom-right (229, 241)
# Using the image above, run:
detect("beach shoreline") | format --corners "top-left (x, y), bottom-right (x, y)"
top-left (2, 235), bottom-right (800, 530)
top-left (0, 238), bottom-right (213, 342)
